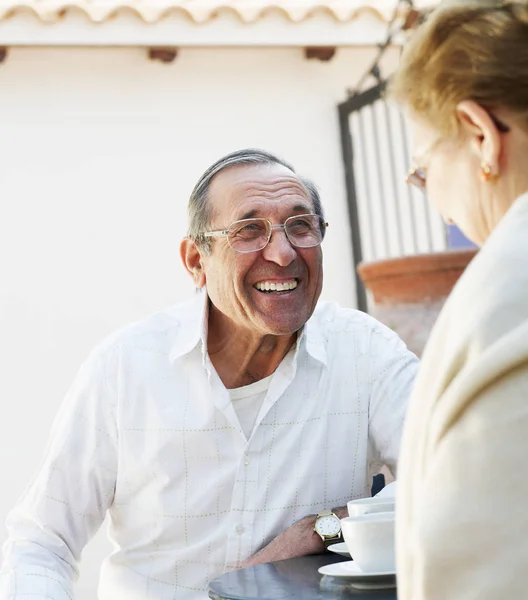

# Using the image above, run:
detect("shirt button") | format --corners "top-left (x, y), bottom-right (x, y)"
top-left (244, 454), bottom-right (251, 466)
top-left (236, 524), bottom-right (245, 535)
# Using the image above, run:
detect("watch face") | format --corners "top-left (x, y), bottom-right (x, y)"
top-left (315, 515), bottom-right (341, 537)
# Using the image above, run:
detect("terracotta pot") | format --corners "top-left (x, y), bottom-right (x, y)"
top-left (357, 249), bottom-right (478, 356)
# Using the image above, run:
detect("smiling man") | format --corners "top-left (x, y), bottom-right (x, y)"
top-left (0, 149), bottom-right (418, 599)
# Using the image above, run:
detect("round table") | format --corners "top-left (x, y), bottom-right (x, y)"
top-left (207, 554), bottom-right (397, 600)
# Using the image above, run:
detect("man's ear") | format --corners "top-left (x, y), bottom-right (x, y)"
top-left (180, 238), bottom-right (206, 288)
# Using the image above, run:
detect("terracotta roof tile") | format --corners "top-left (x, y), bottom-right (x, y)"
top-left (0, 0), bottom-right (417, 24)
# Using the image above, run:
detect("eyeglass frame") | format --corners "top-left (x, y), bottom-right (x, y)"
top-left (406, 113), bottom-right (510, 191)
top-left (202, 213), bottom-right (329, 254)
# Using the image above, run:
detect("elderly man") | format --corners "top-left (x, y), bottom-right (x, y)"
top-left (0, 149), bottom-right (418, 599)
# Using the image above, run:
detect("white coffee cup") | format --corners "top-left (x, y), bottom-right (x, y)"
top-left (347, 497), bottom-right (395, 517)
top-left (340, 512), bottom-right (395, 573)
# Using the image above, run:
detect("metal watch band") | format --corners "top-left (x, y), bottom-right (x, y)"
top-left (322, 532), bottom-right (343, 550)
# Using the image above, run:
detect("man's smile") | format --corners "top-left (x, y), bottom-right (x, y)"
top-left (254, 279), bottom-right (298, 294)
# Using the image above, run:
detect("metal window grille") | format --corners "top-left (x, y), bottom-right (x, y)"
top-left (338, 82), bottom-right (448, 312)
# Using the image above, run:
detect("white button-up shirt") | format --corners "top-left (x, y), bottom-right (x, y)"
top-left (1, 292), bottom-right (418, 599)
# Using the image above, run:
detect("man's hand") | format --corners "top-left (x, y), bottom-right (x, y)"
top-left (241, 506), bottom-right (348, 568)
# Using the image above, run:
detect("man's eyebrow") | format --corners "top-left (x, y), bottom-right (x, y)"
top-left (291, 204), bottom-right (312, 214)
top-left (237, 204), bottom-right (312, 221)
top-left (238, 209), bottom-right (259, 221)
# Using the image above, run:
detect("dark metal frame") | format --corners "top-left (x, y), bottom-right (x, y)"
top-left (338, 81), bottom-right (387, 313)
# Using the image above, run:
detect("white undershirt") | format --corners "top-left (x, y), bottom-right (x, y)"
top-left (229, 375), bottom-right (273, 439)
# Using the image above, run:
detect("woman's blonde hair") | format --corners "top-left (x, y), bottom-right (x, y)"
top-left (390, 0), bottom-right (528, 135)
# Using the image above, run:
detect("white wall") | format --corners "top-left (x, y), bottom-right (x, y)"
top-left (0, 46), bottom-right (393, 598)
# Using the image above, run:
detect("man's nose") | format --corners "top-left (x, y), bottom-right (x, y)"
top-left (261, 228), bottom-right (297, 267)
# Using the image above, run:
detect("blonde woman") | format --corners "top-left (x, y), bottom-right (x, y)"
top-left (390, 1), bottom-right (528, 598)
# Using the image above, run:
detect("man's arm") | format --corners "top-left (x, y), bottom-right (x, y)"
top-left (242, 324), bottom-right (417, 569)
top-left (241, 507), bottom-right (348, 567)
top-left (368, 327), bottom-right (419, 476)
top-left (0, 348), bottom-right (118, 599)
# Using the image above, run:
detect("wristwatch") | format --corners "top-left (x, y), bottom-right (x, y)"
top-left (314, 509), bottom-right (343, 550)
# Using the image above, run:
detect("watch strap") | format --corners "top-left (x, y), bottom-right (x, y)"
top-left (317, 509), bottom-right (333, 518)
top-left (322, 532), bottom-right (343, 550)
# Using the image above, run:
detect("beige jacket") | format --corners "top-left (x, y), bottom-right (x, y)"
top-left (397, 193), bottom-right (528, 600)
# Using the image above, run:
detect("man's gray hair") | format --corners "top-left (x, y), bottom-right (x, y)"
top-left (187, 148), bottom-right (325, 253)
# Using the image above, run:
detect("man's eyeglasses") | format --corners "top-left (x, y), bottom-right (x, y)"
top-left (203, 213), bottom-right (328, 254)
top-left (406, 114), bottom-right (510, 191)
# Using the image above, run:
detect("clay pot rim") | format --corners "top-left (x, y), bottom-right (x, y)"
top-left (357, 249), bottom-right (478, 282)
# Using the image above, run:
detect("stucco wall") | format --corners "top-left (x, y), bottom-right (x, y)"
top-left (0, 45), bottom-right (397, 598)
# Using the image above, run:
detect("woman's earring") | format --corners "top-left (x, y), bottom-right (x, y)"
top-left (481, 162), bottom-right (499, 183)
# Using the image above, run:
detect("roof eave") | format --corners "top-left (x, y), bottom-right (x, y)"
top-left (0, 10), bottom-right (405, 47)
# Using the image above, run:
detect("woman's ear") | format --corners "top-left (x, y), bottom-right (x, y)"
top-left (180, 238), bottom-right (206, 288)
top-left (456, 100), bottom-right (502, 176)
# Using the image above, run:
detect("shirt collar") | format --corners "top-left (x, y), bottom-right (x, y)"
top-left (169, 289), bottom-right (208, 364)
top-left (169, 289), bottom-right (327, 367)
top-left (298, 308), bottom-right (328, 366)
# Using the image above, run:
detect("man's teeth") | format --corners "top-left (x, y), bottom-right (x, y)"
top-left (255, 280), bottom-right (298, 292)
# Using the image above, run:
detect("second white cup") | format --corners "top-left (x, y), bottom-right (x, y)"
top-left (341, 511), bottom-right (395, 573)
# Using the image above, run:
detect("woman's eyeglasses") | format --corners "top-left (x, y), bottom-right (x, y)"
top-left (406, 114), bottom-right (510, 191)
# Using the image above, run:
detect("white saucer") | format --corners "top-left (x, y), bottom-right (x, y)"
top-left (318, 560), bottom-right (396, 589)
top-left (327, 542), bottom-right (351, 557)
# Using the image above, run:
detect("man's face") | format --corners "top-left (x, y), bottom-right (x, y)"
top-left (198, 163), bottom-right (324, 336)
